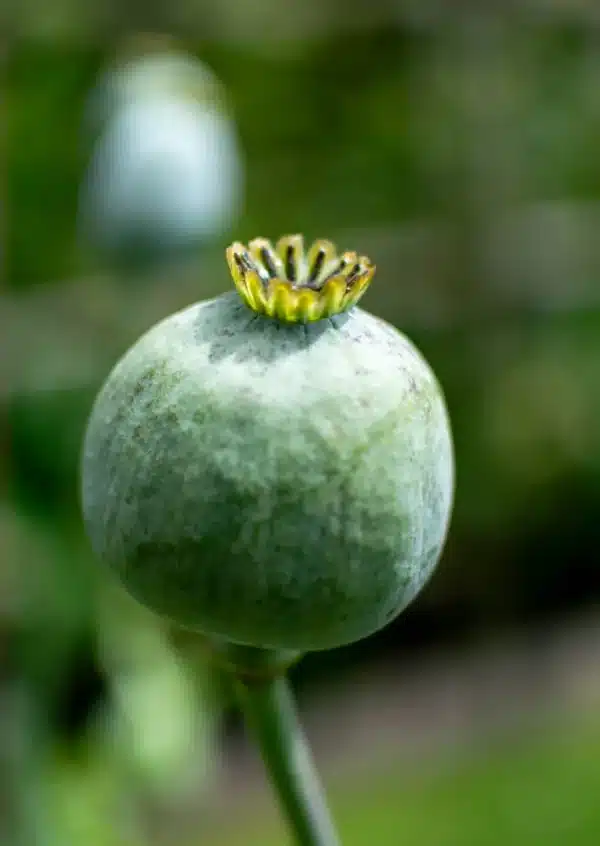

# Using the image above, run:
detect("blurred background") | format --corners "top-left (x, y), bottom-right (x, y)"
top-left (3, 3), bottom-right (600, 845)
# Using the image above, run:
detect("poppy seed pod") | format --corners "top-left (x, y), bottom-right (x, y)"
top-left (81, 236), bottom-right (454, 652)
top-left (83, 47), bottom-right (228, 135)
top-left (79, 49), bottom-right (243, 270)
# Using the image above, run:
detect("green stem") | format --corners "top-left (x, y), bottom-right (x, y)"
top-left (234, 672), bottom-right (342, 846)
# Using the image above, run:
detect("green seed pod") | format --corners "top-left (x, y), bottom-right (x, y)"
top-left (81, 235), bottom-right (454, 652)
top-left (79, 45), bottom-right (243, 272)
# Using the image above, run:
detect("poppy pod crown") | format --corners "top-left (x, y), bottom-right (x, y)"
top-left (226, 234), bottom-right (375, 323)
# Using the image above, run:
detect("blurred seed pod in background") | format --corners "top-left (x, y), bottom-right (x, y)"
top-left (78, 39), bottom-right (244, 275)
top-left (82, 35), bottom-right (228, 136)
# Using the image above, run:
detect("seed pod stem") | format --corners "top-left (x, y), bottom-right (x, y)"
top-left (234, 666), bottom-right (341, 846)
